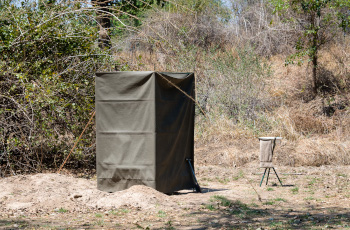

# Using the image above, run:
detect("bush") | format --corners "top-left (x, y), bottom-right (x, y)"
top-left (0, 1), bottom-right (115, 175)
top-left (118, 7), bottom-right (274, 136)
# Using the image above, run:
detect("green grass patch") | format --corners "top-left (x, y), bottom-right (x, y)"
top-left (263, 200), bottom-right (275, 205)
top-left (249, 202), bottom-right (259, 207)
top-left (308, 177), bottom-right (321, 187)
top-left (269, 220), bottom-right (284, 228)
top-left (206, 196), bottom-right (267, 219)
top-left (94, 220), bottom-right (104, 226)
top-left (230, 200), bottom-right (267, 218)
top-left (274, 198), bottom-right (286, 202)
top-left (108, 208), bottom-right (130, 216)
top-left (216, 177), bottom-right (230, 184)
top-left (158, 210), bottom-right (167, 218)
top-left (205, 204), bottom-right (216, 211)
top-left (120, 208), bottom-right (130, 213)
top-left (291, 187), bottom-right (299, 194)
top-left (108, 210), bottom-right (118, 215)
top-left (266, 187), bottom-right (274, 191)
top-left (165, 220), bottom-right (175, 230)
top-left (233, 170), bottom-right (244, 180)
top-left (211, 195), bottom-right (232, 206)
top-left (57, 208), bottom-right (68, 213)
top-left (201, 177), bottom-right (214, 182)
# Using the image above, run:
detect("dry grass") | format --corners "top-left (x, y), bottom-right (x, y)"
top-left (195, 115), bottom-right (253, 145)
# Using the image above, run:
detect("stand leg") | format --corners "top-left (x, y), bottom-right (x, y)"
top-left (266, 168), bottom-right (271, 185)
top-left (260, 168), bottom-right (267, 187)
top-left (272, 167), bottom-right (283, 186)
top-left (186, 159), bottom-right (202, 193)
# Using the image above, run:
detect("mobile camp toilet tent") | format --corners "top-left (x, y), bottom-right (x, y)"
top-left (95, 71), bottom-right (196, 193)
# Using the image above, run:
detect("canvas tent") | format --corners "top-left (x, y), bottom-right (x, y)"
top-left (95, 71), bottom-right (196, 193)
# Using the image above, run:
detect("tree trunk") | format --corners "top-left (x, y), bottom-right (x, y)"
top-left (312, 50), bottom-right (318, 94)
top-left (97, 0), bottom-right (111, 49)
top-left (310, 12), bottom-right (319, 94)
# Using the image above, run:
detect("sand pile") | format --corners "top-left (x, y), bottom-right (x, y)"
top-left (0, 173), bottom-right (176, 214)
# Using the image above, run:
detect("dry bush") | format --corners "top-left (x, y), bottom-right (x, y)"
top-left (136, 10), bottom-right (233, 53)
top-left (229, 1), bottom-right (301, 57)
top-left (321, 40), bottom-right (350, 91)
top-left (120, 8), bottom-right (274, 129)
top-left (330, 106), bottom-right (350, 141)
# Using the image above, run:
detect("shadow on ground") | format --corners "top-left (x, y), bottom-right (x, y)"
top-left (188, 197), bottom-right (350, 229)
top-left (0, 219), bottom-right (29, 229)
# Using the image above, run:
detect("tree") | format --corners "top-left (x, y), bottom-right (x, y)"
top-left (92, 0), bottom-right (166, 49)
top-left (95, 0), bottom-right (112, 49)
top-left (270, 0), bottom-right (350, 94)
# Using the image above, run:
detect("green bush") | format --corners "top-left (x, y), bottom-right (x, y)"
top-left (0, 1), bottom-right (115, 175)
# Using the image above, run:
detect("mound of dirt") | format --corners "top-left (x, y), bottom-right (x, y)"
top-left (0, 173), bottom-right (176, 214)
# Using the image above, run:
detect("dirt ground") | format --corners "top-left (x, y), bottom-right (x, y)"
top-left (1, 163), bottom-right (350, 230)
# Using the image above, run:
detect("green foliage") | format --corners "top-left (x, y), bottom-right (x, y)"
top-left (171, 0), bottom-right (231, 21)
top-left (0, 1), bottom-right (115, 175)
top-left (270, 0), bottom-right (350, 93)
top-left (109, 0), bottom-right (166, 36)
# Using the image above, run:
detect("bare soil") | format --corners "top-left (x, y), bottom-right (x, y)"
top-left (1, 163), bottom-right (350, 229)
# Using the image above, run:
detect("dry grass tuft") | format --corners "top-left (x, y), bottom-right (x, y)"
top-left (195, 139), bottom-right (258, 167)
top-left (195, 115), bottom-right (254, 146)
top-left (291, 113), bottom-right (330, 134)
top-left (277, 139), bottom-right (350, 167)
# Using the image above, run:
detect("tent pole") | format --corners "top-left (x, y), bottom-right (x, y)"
top-left (186, 158), bottom-right (202, 193)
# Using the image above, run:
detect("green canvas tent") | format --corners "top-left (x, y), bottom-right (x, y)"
top-left (95, 71), bottom-right (196, 193)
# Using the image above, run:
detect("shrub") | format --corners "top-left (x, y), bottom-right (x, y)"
top-left (0, 1), bottom-right (115, 175)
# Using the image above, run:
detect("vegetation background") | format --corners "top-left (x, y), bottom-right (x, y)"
top-left (0, 0), bottom-right (349, 176)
